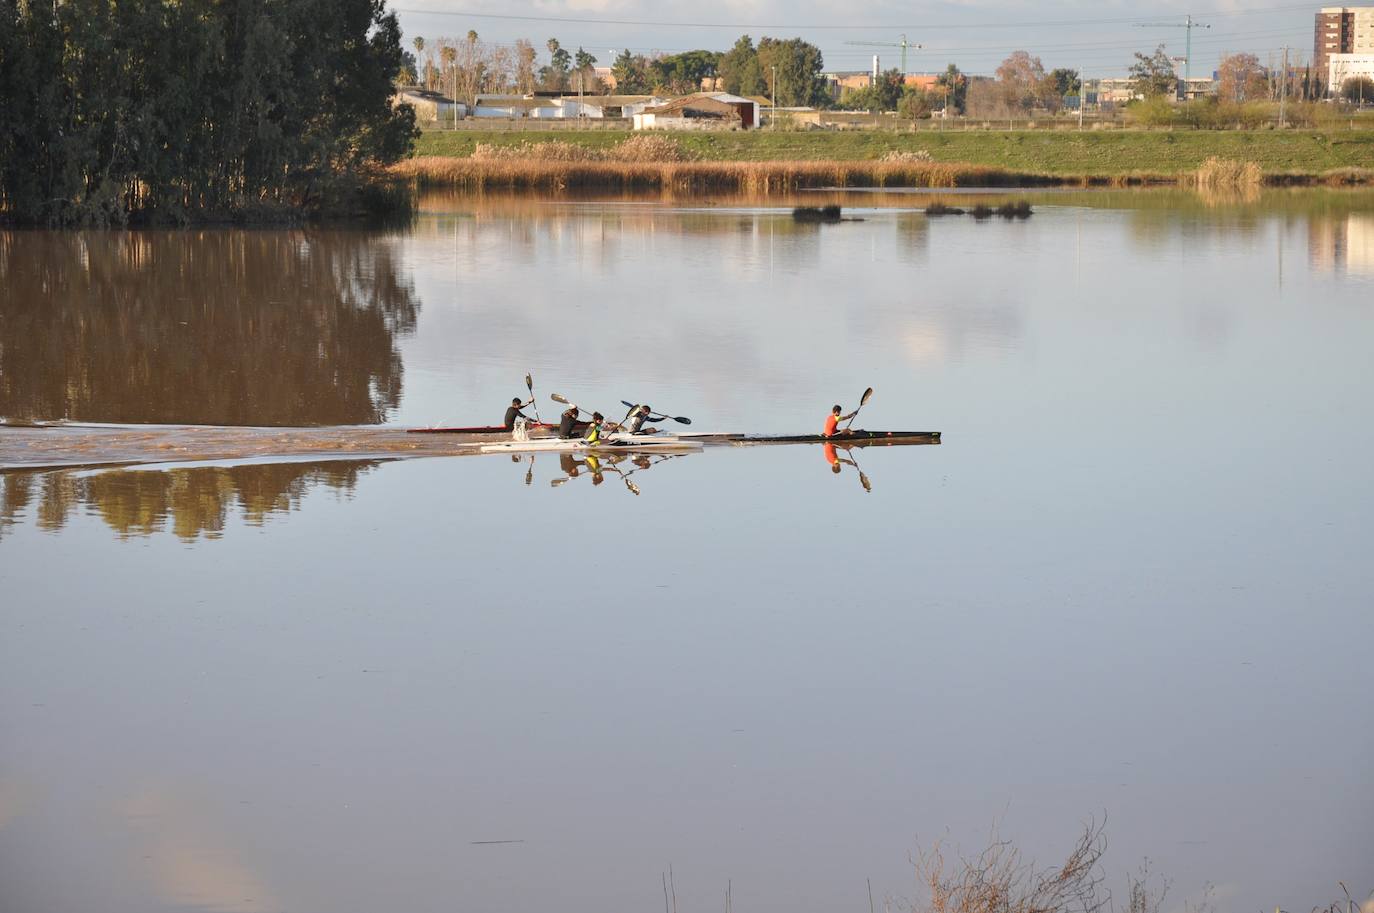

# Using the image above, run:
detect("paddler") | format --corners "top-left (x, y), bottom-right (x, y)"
top-left (504, 397), bottom-right (534, 431)
top-left (583, 412), bottom-right (605, 445)
top-left (824, 403), bottom-right (858, 438)
top-left (621, 404), bottom-right (664, 434)
top-left (557, 404), bottom-right (582, 439)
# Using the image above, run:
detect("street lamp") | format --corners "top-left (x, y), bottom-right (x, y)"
top-left (771, 64), bottom-right (777, 128)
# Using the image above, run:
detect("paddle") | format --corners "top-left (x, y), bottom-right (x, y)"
top-left (619, 400), bottom-right (693, 425)
top-left (525, 373), bottom-right (541, 423)
top-left (843, 387), bottom-right (873, 431)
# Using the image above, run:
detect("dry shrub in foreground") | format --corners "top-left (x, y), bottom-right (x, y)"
top-left (470, 141), bottom-right (600, 162)
top-left (468, 136), bottom-right (696, 164)
top-left (914, 819), bottom-right (1167, 913)
top-left (607, 134), bottom-right (698, 162)
top-left (880, 149), bottom-right (934, 163)
top-left (1195, 156), bottom-right (1262, 188)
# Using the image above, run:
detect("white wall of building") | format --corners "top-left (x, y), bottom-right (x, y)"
top-left (1329, 52), bottom-right (1374, 93)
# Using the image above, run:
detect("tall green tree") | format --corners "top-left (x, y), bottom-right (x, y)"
top-left (1130, 44), bottom-right (1178, 97)
top-left (719, 35), bottom-right (765, 97)
top-left (0, 0), bottom-right (416, 226)
top-left (756, 37), bottom-right (827, 107)
top-left (651, 50), bottom-right (722, 93)
top-left (612, 48), bottom-right (653, 94)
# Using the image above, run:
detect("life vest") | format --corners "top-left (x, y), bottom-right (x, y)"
top-left (824, 413), bottom-right (840, 437)
top-left (585, 422), bottom-right (603, 444)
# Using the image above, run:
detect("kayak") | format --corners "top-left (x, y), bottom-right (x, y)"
top-left (480, 435), bottom-right (700, 454)
top-left (682, 430), bottom-right (941, 446)
top-left (407, 423), bottom-right (560, 435)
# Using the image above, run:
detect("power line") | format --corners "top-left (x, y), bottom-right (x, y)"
top-left (391, 3), bottom-right (1317, 32)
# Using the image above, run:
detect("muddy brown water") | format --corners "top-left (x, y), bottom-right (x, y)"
top-left (2, 190), bottom-right (1372, 913)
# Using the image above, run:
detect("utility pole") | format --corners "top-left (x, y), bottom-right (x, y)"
top-left (1279, 46), bottom-right (1289, 127)
top-left (1079, 67), bottom-right (1085, 130)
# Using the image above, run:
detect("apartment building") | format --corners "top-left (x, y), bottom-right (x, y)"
top-left (1314, 7), bottom-right (1374, 89)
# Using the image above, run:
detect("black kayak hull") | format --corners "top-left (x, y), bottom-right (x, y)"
top-left (684, 430), bottom-right (941, 446)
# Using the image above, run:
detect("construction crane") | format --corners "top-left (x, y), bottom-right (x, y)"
top-left (1135, 15), bottom-right (1210, 89)
top-left (842, 34), bottom-right (921, 74)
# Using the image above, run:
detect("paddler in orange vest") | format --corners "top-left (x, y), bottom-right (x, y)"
top-left (824, 404), bottom-right (858, 438)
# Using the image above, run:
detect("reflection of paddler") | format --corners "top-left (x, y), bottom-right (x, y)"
top-left (585, 453), bottom-right (604, 485)
top-left (823, 441), bottom-right (842, 473)
top-left (560, 453), bottom-right (580, 477)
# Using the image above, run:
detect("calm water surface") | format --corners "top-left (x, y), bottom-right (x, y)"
top-left (2, 190), bottom-right (1372, 913)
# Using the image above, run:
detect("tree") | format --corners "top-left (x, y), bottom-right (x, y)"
top-left (936, 63), bottom-right (967, 114)
top-left (1341, 75), bottom-right (1374, 103)
top-left (540, 37), bottom-right (571, 91)
top-left (574, 47), bottom-right (596, 70)
top-left (513, 39), bottom-right (537, 94)
top-left (719, 35), bottom-right (765, 97)
top-left (1130, 44), bottom-right (1177, 97)
top-left (966, 78), bottom-right (1013, 118)
top-left (756, 36), bottom-right (827, 107)
top-left (898, 86), bottom-right (933, 120)
top-left (652, 50), bottom-right (722, 93)
top-left (996, 51), bottom-right (1058, 112)
top-left (1049, 68), bottom-right (1080, 97)
top-left (1216, 53), bottom-right (1267, 102)
top-left (0, 0), bottom-right (417, 226)
top-left (399, 50), bottom-right (418, 86)
top-left (612, 48), bottom-right (653, 94)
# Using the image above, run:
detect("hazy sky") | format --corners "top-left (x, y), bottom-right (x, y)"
top-left (390, 0), bottom-right (1320, 79)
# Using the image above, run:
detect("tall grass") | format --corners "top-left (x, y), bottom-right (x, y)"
top-left (1195, 156), bottom-right (1263, 188)
top-left (391, 156), bottom-right (1087, 193)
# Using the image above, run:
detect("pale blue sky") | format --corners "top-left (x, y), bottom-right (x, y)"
top-left (390, 0), bottom-right (1319, 79)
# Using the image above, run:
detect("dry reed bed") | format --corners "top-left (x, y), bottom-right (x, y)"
top-left (392, 156), bottom-right (1374, 194)
top-left (392, 156), bottom-right (1081, 192)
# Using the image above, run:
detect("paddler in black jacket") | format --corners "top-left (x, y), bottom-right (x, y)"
top-left (557, 404), bottom-right (582, 439)
top-left (504, 397), bottom-right (534, 431)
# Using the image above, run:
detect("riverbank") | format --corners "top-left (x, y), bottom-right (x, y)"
top-left (406, 129), bottom-right (1374, 190)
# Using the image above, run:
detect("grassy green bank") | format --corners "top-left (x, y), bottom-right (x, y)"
top-left (414, 128), bottom-right (1374, 180)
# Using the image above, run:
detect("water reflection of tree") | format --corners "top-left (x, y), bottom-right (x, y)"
top-left (0, 461), bottom-right (378, 541)
top-left (0, 231), bottom-right (419, 425)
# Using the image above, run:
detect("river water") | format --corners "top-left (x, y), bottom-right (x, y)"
top-left (2, 190), bottom-right (1372, 913)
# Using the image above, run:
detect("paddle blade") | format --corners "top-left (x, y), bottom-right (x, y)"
top-left (671, 415), bottom-right (692, 425)
top-left (859, 471), bottom-right (872, 493)
top-left (626, 479), bottom-right (641, 496)
top-left (621, 400), bottom-right (636, 409)
top-left (551, 393), bottom-right (570, 405)
top-left (525, 373), bottom-right (534, 391)
top-left (859, 387), bottom-right (874, 407)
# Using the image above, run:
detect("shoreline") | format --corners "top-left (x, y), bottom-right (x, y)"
top-left (392, 154), bottom-right (1374, 193)
top-left (402, 127), bottom-right (1374, 192)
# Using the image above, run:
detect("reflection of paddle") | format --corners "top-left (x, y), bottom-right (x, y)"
top-left (835, 445), bottom-right (872, 493)
top-left (844, 387), bottom-right (873, 431)
top-left (525, 452), bottom-right (534, 487)
top-left (619, 400), bottom-right (692, 425)
top-left (526, 373), bottom-right (541, 423)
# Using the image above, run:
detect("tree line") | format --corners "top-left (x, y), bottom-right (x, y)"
top-left (0, 0), bottom-right (417, 226)
top-left (409, 32), bottom-right (831, 107)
